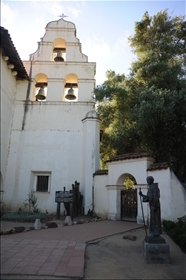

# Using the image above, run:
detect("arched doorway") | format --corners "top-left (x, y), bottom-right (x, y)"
top-left (118, 173), bottom-right (137, 221)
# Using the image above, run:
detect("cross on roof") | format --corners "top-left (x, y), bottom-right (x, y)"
top-left (58, 13), bottom-right (68, 19)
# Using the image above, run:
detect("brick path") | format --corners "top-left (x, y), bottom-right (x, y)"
top-left (1, 220), bottom-right (142, 278)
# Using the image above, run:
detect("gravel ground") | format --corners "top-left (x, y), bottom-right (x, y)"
top-left (1, 219), bottom-right (185, 280)
top-left (84, 227), bottom-right (186, 279)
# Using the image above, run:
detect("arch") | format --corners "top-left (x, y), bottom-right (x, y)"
top-left (117, 172), bottom-right (137, 221)
top-left (63, 73), bottom-right (78, 101)
top-left (33, 73), bottom-right (48, 101)
top-left (116, 173), bottom-right (137, 189)
top-left (52, 38), bottom-right (66, 61)
top-left (53, 38), bottom-right (66, 48)
top-left (34, 73), bottom-right (48, 83)
top-left (65, 73), bottom-right (78, 83)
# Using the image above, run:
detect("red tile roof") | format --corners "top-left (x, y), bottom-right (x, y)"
top-left (106, 152), bottom-right (149, 163)
top-left (1, 27), bottom-right (29, 80)
top-left (147, 162), bottom-right (169, 171)
top-left (93, 161), bottom-right (169, 177)
top-left (93, 170), bottom-right (108, 176)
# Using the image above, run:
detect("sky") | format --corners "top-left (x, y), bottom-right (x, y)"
top-left (2, 0), bottom-right (185, 85)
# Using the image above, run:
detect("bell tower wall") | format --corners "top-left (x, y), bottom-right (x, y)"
top-left (3, 18), bottom-right (99, 213)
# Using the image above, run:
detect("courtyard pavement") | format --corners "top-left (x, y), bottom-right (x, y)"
top-left (1, 219), bottom-right (143, 278)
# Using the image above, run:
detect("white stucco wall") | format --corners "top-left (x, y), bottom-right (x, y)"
top-left (94, 158), bottom-right (186, 222)
top-left (2, 18), bottom-right (99, 215)
top-left (22, 18), bottom-right (96, 104)
top-left (107, 157), bottom-right (154, 185)
top-left (3, 101), bottom-right (97, 212)
top-left (30, 19), bottom-right (87, 62)
top-left (93, 174), bottom-right (108, 216)
top-left (16, 80), bottom-right (29, 100)
top-left (2, 19), bottom-right (99, 215)
top-left (147, 169), bottom-right (172, 221)
top-left (22, 62), bottom-right (96, 102)
top-left (29, 19), bottom-right (88, 63)
top-left (1, 54), bottom-right (17, 198)
top-left (145, 169), bottom-right (186, 222)
top-left (170, 172), bottom-right (186, 220)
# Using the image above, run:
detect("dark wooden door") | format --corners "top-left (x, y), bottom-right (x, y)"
top-left (121, 189), bottom-right (137, 221)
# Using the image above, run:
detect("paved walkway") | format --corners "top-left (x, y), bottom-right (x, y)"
top-left (1, 220), bottom-right (142, 278)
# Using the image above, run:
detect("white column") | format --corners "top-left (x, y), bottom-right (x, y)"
top-left (81, 110), bottom-right (100, 214)
top-left (106, 185), bottom-right (125, 220)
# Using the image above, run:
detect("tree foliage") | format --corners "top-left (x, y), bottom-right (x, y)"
top-left (135, 87), bottom-right (186, 182)
top-left (128, 10), bottom-right (186, 91)
top-left (94, 10), bottom-right (186, 182)
top-left (94, 70), bottom-right (140, 168)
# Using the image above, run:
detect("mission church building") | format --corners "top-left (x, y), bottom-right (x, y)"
top-left (1, 18), bottom-right (100, 214)
top-left (1, 18), bottom-right (185, 222)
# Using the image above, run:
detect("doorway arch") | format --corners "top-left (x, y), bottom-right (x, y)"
top-left (117, 173), bottom-right (137, 188)
top-left (117, 173), bottom-right (137, 221)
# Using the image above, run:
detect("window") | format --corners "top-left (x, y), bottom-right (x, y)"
top-left (36, 176), bottom-right (49, 192)
top-left (32, 172), bottom-right (51, 192)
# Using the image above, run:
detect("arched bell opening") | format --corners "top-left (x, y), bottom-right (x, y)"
top-left (33, 73), bottom-right (48, 101)
top-left (52, 38), bottom-right (66, 61)
top-left (63, 73), bottom-right (78, 101)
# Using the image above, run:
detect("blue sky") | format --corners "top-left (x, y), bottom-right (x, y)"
top-left (2, 0), bottom-right (185, 85)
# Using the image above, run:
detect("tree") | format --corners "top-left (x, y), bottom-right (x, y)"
top-left (128, 10), bottom-right (186, 92)
top-left (94, 70), bottom-right (140, 168)
top-left (95, 10), bottom-right (186, 182)
top-left (134, 87), bottom-right (186, 182)
top-left (128, 10), bottom-right (186, 182)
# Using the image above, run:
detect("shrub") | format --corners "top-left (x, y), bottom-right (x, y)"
top-left (1, 212), bottom-right (48, 222)
top-left (176, 233), bottom-right (186, 250)
top-left (162, 216), bottom-right (186, 253)
top-left (162, 220), bottom-right (175, 231)
top-left (22, 191), bottom-right (39, 213)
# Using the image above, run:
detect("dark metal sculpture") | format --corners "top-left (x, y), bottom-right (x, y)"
top-left (64, 181), bottom-right (84, 217)
top-left (139, 176), bottom-right (164, 243)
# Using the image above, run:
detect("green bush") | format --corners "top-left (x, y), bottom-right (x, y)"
top-left (1, 212), bottom-right (48, 222)
top-left (162, 216), bottom-right (186, 253)
top-left (176, 233), bottom-right (186, 251)
top-left (22, 191), bottom-right (39, 213)
top-left (162, 220), bottom-right (175, 231)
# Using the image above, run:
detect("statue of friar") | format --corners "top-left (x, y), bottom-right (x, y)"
top-left (139, 176), bottom-right (162, 237)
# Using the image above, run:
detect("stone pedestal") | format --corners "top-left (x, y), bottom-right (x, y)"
top-left (142, 236), bottom-right (170, 264)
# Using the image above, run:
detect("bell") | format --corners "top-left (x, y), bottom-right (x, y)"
top-left (54, 51), bottom-right (64, 62)
top-left (65, 88), bottom-right (76, 100)
top-left (36, 87), bottom-right (46, 100)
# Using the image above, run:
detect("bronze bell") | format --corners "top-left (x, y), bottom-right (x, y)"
top-left (54, 51), bottom-right (64, 62)
top-left (65, 88), bottom-right (76, 100)
top-left (36, 87), bottom-right (46, 100)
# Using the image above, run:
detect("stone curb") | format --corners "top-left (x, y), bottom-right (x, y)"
top-left (0, 216), bottom-right (107, 235)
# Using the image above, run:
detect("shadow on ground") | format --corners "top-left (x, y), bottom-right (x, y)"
top-left (84, 228), bottom-right (186, 279)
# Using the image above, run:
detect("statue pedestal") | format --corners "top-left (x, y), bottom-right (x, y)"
top-left (142, 236), bottom-right (170, 264)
